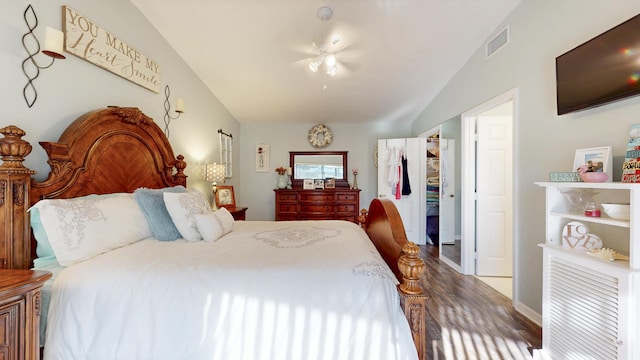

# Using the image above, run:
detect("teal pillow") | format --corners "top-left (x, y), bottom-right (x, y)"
top-left (30, 207), bottom-right (55, 258)
top-left (134, 186), bottom-right (187, 241)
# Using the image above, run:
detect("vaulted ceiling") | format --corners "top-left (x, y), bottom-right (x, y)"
top-left (130, 0), bottom-right (520, 124)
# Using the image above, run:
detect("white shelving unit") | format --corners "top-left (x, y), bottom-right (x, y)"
top-left (536, 182), bottom-right (640, 360)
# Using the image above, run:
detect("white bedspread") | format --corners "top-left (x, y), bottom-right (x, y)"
top-left (43, 220), bottom-right (418, 360)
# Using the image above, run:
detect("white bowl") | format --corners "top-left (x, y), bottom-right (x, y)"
top-left (601, 203), bottom-right (630, 220)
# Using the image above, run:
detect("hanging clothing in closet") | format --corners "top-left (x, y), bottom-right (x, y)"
top-left (377, 138), bottom-right (427, 245)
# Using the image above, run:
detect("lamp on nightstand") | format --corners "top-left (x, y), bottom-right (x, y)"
top-left (205, 163), bottom-right (226, 210)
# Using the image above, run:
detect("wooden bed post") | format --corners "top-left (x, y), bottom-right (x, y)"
top-left (398, 242), bottom-right (428, 359)
top-left (360, 199), bottom-right (429, 359)
top-left (0, 126), bottom-right (35, 269)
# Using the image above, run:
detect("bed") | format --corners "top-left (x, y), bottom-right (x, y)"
top-left (0, 106), bottom-right (428, 359)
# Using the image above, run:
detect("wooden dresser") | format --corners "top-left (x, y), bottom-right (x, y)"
top-left (274, 188), bottom-right (360, 223)
top-left (0, 269), bottom-right (51, 360)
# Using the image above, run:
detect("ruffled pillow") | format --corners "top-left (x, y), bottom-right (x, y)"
top-left (163, 191), bottom-right (211, 241)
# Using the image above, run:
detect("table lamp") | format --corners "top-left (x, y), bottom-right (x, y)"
top-left (205, 163), bottom-right (226, 210)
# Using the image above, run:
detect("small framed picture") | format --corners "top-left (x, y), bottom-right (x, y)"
top-left (256, 144), bottom-right (269, 172)
top-left (215, 185), bottom-right (236, 208)
top-left (325, 178), bottom-right (335, 188)
top-left (573, 146), bottom-right (612, 179)
top-left (314, 179), bottom-right (325, 189)
top-left (303, 179), bottom-right (314, 190)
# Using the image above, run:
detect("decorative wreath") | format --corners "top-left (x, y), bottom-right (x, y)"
top-left (308, 124), bottom-right (333, 148)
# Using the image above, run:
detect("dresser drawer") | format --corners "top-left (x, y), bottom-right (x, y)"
top-left (0, 300), bottom-right (20, 359)
top-left (300, 214), bottom-right (335, 221)
top-left (299, 193), bottom-right (334, 202)
top-left (335, 204), bottom-right (356, 213)
top-left (277, 203), bottom-right (297, 213)
top-left (276, 214), bottom-right (297, 221)
top-left (300, 204), bottom-right (334, 213)
top-left (277, 193), bottom-right (298, 201)
top-left (336, 193), bottom-right (357, 202)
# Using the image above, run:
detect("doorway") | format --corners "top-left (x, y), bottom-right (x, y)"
top-left (461, 89), bottom-right (516, 299)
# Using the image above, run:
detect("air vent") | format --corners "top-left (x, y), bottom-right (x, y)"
top-left (547, 257), bottom-right (620, 360)
top-left (486, 25), bottom-right (510, 58)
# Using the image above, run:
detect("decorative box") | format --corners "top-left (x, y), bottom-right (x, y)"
top-left (549, 172), bottom-right (582, 182)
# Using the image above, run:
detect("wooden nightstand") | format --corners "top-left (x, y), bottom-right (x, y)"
top-left (0, 269), bottom-right (51, 360)
top-left (225, 206), bottom-right (248, 221)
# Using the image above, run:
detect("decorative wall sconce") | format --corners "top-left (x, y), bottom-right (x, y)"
top-left (205, 163), bottom-right (226, 210)
top-left (163, 85), bottom-right (185, 138)
top-left (22, 4), bottom-right (66, 108)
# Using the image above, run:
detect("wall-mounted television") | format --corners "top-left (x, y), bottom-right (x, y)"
top-left (556, 13), bottom-right (640, 115)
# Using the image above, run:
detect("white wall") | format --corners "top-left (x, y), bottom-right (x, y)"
top-left (1, 0), bottom-right (239, 203)
top-left (238, 120), bottom-right (412, 220)
top-left (412, 0), bottom-right (640, 317)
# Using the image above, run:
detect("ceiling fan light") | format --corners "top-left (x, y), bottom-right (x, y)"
top-left (326, 64), bottom-right (337, 76)
top-left (325, 54), bottom-right (337, 67)
top-left (309, 60), bottom-right (320, 72)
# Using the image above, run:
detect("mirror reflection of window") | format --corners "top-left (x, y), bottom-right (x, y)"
top-left (295, 164), bottom-right (343, 179)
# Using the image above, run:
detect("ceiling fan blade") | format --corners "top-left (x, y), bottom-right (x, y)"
top-left (337, 59), bottom-right (360, 74)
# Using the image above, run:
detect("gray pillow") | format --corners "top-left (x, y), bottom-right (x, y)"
top-left (134, 186), bottom-right (187, 240)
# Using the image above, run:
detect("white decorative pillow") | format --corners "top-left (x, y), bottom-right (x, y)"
top-left (31, 193), bottom-right (152, 266)
top-left (163, 191), bottom-right (212, 241)
top-left (195, 207), bottom-right (235, 242)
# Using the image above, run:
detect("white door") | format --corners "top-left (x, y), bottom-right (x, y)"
top-left (377, 138), bottom-right (426, 245)
top-left (475, 110), bottom-right (513, 276)
top-left (438, 139), bottom-right (455, 245)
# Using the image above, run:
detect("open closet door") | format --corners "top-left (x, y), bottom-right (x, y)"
top-left (439, 139), bottom-right (455, 245)
top-left (377, 138), bottom-right (426, 245)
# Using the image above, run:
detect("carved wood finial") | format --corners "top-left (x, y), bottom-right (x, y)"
top-left (173, 154), bottom-right (187, 186)
top-left (0, 125), bottom-right (32, 169)
top-left (358, 208), bottom-right (368, 228)
top-left (398, 241), bottom-right (426, 294)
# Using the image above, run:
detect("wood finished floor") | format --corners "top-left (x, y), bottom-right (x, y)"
top-left (419, 245), bottom-right (542, 360)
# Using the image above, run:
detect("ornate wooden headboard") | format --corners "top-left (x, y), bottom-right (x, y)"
top-left (0, 106), bottom-right (187, 269)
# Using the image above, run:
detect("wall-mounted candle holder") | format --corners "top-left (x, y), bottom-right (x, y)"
top-left (163, 85), bottom-right (185, 138)
top-left (21, 4), bottom-right (65, 108)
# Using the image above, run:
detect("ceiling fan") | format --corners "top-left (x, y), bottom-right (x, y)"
top-left (307, 6), bottom-right (339, 77)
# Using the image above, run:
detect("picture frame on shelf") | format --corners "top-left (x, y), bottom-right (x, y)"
top-left (215, 185), bottom-right (236, 208)
top-left (314, 179), bottom-right (325, 189)
top-left (303, 179), bottom-right (314, 190)
top-left (573, 146), bottom-right (612, 180)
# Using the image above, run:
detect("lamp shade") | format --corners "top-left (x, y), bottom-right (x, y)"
top-left (205, 163), bottom-right (226, 184)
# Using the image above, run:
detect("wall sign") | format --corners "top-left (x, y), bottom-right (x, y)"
top-left (62, 6), bottom-right (161, 93)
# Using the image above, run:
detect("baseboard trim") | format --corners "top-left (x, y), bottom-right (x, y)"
top-left (514, 301), bottom-right (542, 327)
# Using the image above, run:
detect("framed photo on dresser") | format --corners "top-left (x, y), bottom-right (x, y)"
top-left (325, 178), bottom-right (335, 188)
top-left (303, 179), bottom-right (314, 190)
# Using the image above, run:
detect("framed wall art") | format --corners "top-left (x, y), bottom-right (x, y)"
top-left (256, 144), bottom-right (269, 172)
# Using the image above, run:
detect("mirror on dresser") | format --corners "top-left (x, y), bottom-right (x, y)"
top-left (289, 151), bottom-right (349, 188)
